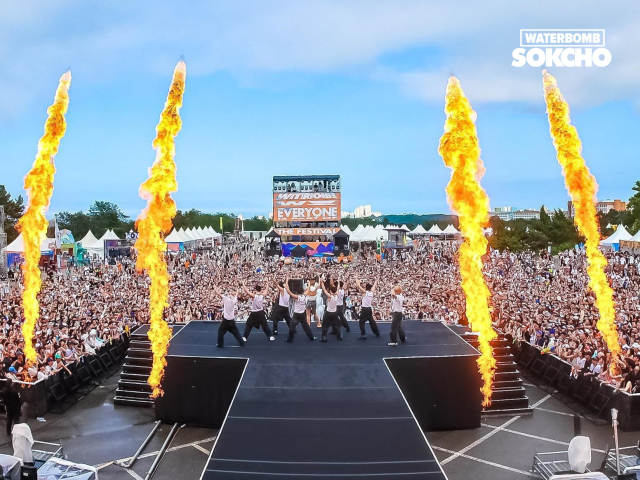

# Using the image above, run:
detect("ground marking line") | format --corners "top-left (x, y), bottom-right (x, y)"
top-left (193, 444), bottom-right (210, 455)
top-left (432, 446), bottom-right (537, 478)
top-left (441, 394), bottom-right (551, 466)
top-left (534, 406), bottom-right (575, 417)
top-left (228, 416), bottom-right (412, 421)
top-left (205, 470), bottom-right (443, 477)
top-left (480, 423), bottom-right (606, 454)
top-left (96, 436), bottom-right (217, 470)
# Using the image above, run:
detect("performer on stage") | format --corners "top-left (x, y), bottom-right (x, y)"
top-left (284, 277), bottom-right (316, 343)
top-left (272, 278), bottom-right (292, 335)
top-left (336, 279), bottom-right (350, 333)
top-left (242, 281), bottom-right (275, 341)
top-left (305, 276), bottom-right (322, 328)
top-left (319, 276), bottom-right (342, 342)
top-left (389, 285), bottom-right (406, 346)
top-left (355, 277), bottom-right (380, 340)
top-left (213, 285), bottom-right (245, 348)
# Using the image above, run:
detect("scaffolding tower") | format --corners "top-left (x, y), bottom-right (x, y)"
top-left (0, 206), bottom-right (6, 279)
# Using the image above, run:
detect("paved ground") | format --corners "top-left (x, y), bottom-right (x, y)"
top-left (0, 373), bottom-right (633, 479)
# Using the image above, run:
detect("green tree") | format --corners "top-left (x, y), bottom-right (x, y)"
top-left (0, 185), bottom-right (25, 243)
top-left (57, 211), bottom-right (92, 240)
top-left (626, 180), bottom-right (640, 233)
top-left (88, 201), bottom-right (132, 238)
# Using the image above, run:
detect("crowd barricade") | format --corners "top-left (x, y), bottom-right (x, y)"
top-left (0, 334), bottom-right (131, 418)
top-left (512, 338), bottom-right (639, 430)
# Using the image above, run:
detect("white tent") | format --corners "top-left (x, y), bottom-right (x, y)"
top-left (79, 230), bottom-right (98, 248)
top-left (352, 225), bottom-right (365, 237)
top-left (355, 226), bottom-right (379, 242)
top-left (340, 225), bottom-right (352, 236)
top-left (182, 228), bottom-right (198, 241)
top-left (426, 224), bottom-right (444, 235)
top-left (411, 225), bottom-right (428, 236)
top-left (100, 230), bottom-right (121, 241)
top-left (443, 224), bottom-right (460, 235)
top-left (630, 229), bottom-right (640, 243)
top-left (4, 234), bottom-right (55, 254)
top-left (400, 224), bottom-right (411, 232)
top-left (601, 225), bottom-right (632, 247)
top-left (164, 229), bottom-right (184, 243)
top-left (374, 224), bottom-right (388, 241)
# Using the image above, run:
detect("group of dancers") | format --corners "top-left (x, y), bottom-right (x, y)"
top-left (213, 275), bottom-right (407, 348)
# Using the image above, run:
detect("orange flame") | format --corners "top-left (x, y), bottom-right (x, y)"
top-left (439, 77), bottom-right (497, 406)
top-left (542, 70), bottom-right (620, 355)
top-left (135, 61), bottom-right (186, 397)
top-left (16, 71), bottom-right (72, 366)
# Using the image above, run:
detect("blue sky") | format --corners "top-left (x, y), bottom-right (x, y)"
top-left (1, 1), bottom-right (639, 218)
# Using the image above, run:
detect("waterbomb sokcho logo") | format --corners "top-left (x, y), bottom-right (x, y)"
top-left (512, 29), bottom-right (611, 67)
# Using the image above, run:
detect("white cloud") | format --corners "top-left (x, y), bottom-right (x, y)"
top-left (2, 0), bottom-right (640, 117)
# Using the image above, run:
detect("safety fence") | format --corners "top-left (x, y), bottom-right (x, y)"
top-left (513, 338), bottom-right (640, 431)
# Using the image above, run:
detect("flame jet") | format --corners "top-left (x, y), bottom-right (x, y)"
top-left (438, 77), bottom-right (497, 406)
top-left (542, 70), bottom-right (620, 355)
top-left (135, 61), bottom-right (186, 397)
top-left (17, 71), bottom-right (72, 366)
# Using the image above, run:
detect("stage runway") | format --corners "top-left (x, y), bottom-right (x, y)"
top-left (166, 320), bottom-right (477, 479)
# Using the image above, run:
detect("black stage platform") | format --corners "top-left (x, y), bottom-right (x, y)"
top-left (158, 320), bottom-right (480, 479)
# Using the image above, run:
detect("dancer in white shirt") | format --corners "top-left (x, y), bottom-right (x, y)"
top-left (389, 285), bottom-right (406, 346)
top-left (284, 277), bottom-right (316, 343)
top-left (272, 278), bottom-right (293, 335)
top-left (242, 281), bottom-right (275, 341)
top-left (213, 285), bottom-right (245, 348)
top-left (355, 278), bottom-right (381, 340)
top-left (320, 275), bottom-right (342, 342)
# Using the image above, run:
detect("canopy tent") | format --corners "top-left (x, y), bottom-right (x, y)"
top-left (374, 225), bottom-right (388, 241)
top-left (354, 226), bottom-right (379, 242)
top-left (601, 225), bottom-right (632, 248)
top-left (78, 230), bottom-right (99, 248)
top-left (400, 224), bottom-right (411, 232)
top-left (181, 228), bottom-right (198, 241)
top-left (340, 225), bottom-right (352, 236)
top-left (630, 229), bottom-right (640, 242)
top-left (164, 229), bottom-right (185, 243)
top-left (426, 224), bottom-right (444, 235)
top-left (352, 225), bottom-right (365, 237)
top-left (333, 229), bottom-right (349, 239)
top-left (4, 234), bottom-right (55, 254)
top-left (411, 225), bottom-right (428, 236)
top-left (100, 229), bottom-right (121, 241)
top-left (443, 224), bottom-right (460, 235)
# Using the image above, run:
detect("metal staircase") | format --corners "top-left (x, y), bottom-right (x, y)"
top-left (461, 332), bottom-right (533, 416)
top-left (114, 324), bottom-right (183, 408)
top-left (114, 325), bottom-right (154, 407)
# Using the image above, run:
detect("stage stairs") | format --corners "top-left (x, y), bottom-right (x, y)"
top-left (114, 324), bottom-right (185, 408)
top-left (114, 325), bottom-right (154, 408)
top-left (461, 332), bottom-right (533, 417)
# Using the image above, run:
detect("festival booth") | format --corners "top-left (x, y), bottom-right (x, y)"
top-left (164, 228), bottom-right (186, 253)
top-left (601, 225), bottom-right (632, 251)
top-left (620, 228), bottom-right (640, 254)
top-left (442, 224), bottom-right (461, 240)
top-left (264, 229), bottom-right (282, 257)
top-left (426, 224), bottom-right (445, 238)
top-left (4, 234), bottom-right (56, 268)
top-left (332, 228), bottom-right (350, 256)
top-left (410, 224), bottom-right (429, 237)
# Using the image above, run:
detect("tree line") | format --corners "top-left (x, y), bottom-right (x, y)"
top-left (1, 180), bottom-right (638, 251)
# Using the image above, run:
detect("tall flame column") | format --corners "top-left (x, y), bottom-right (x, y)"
top-left (438, 77), bottom-right (497, 406)
top-left (17, 71), bottom-right (72, 366)
top-left (542, 70), bottom-right (620, 355)
top-left (135, 61), bottom-right (186, 397)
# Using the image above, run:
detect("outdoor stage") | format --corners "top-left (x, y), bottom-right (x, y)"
top-left (156, 320), bottom-right (482, 480)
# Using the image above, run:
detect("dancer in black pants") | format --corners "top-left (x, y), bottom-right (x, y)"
top-left (320, 276), bottom-right (342, 342)
top-left (355, 277), bottom-right (380, 339)
top-left (331, 279), bottom-right (350, 334)
top-left (272, 278), bottom-right (292, 335)
top-left (389, 286), bottom-right (406, 346)
top-left (242, 281), bottom-right (275, 341)
top-left (284, 278), bottom-right (315, 343)
top-left (214, 286), bottom-right (245, 348)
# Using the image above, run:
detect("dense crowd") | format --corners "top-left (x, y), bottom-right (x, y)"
top-left (1, 236), bottom-right (639, 391)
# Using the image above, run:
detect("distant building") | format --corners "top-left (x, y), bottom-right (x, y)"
top-left (567, 199), bottom-right (626, 218)
top-left (490, 206), bottom-right (540, 221)
top-left (512, 209), bottom-right (540, 221)
top-left (343, 205), bottom-right (376, 219)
